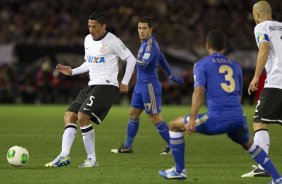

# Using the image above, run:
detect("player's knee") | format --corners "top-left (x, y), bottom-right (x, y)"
top-left (253, 122), bottom-right (267, 131)
top-left (64, 112), bottom-right (77, 124)
top-left (77, 112), bottom-right (91, 127)
top-left (129, 112), bottom-right (140, 120)
top-left (168, 120), bottom-right (178, 131)
top-left (147, 113), bottom-right (162, 124)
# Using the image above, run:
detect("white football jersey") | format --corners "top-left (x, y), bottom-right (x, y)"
top-left (254, 20), bottom-right (282, 89)
top-left (81, 32), bottom-right (133, 87)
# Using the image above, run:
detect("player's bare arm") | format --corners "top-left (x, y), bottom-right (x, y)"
top-left (248, 42), bottom-right (269, 95)
top-left (56, 64), bottom-right (72, 76)
top-left (186, 86), bottom-right (204, 135)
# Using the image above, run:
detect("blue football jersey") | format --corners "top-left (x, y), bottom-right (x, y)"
top-left (194, 53), bottom-right (243, 118)
top-left (136, 36), bottom-right (160, 83)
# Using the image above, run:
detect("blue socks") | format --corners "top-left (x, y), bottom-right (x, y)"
top-left (169, 131), bottom-right (185, 173)
top-left (155, 120), bottom-right (170, 146)
top-left (248, 143), bottom-right (281, 181)
top-left (124, 118), bottom-right (139, 148)
top-left (124, 119), bottom-right (170, 148)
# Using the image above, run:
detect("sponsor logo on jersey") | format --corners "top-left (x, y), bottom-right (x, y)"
top-left (120, 42), bottom-right (127, 50)
top-left (87, 56), bottom-right (105, 63)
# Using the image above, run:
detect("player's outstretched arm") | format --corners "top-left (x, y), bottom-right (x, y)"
top-left (168, 75), bottom-right (184, 84)
top-left (159, 52), bottom-right (184, 84)
top-left (56, 64), bottom-right (72, 76)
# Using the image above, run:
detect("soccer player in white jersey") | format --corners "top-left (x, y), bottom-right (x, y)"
top-left (45, 11), bottom-right (136, 168)
top-left (241, 1), bottom-right (282, 180)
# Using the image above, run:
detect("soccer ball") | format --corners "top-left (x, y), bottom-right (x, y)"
top-left (7, 146), bottom-right (29, 167)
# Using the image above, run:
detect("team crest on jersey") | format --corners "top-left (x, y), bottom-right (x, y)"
top-left (100, 44), bottom-right (108, 53)
top-left (87, 56), bottom-right (105, 63)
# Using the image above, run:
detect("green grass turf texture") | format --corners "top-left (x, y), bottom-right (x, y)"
top-left (0, 105), bottom-right (280, 184)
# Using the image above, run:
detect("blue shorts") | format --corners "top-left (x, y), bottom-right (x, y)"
top-left (131, 81), bottom-right (162, 114)
top-left (184, 113), bottom-right (250, 145)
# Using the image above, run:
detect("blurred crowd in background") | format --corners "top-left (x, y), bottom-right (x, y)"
top-left (0, 0), bottom-right (281, 104)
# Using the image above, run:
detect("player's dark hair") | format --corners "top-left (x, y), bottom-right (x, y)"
top-left (206, 29), bottom-right (226, 51)
top-left (138, 17), bottom-right (153, 28)
top-left (89, 11), bottom-right (107, 25)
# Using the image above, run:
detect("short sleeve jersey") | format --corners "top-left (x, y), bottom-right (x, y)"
top-left (254, 20), bottom-right (282, 89)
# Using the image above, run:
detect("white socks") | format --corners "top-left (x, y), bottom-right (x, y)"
top-left (81, 124), bottom-right (96, 161)
top-left (60, 123), bottom-right (77, 157)
top-left (60, 123), bottom-right (96, 162)
top-left (254, 129), bottom-right (270, 170)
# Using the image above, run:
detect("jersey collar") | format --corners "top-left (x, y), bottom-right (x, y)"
top-left (142, 35), bottom-right (152, 43)
top-left (93, 31), bottom-right (108, 41)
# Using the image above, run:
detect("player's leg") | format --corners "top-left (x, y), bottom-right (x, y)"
top-left (143, 82), bottom-right (170, 154)
top-left (242, 88), bottom-right (282, 177)
top-left (241, 122), bottom-right (271, 177)
top-left (111, 86), bottom-right (143, 153)
top-left (77, 112), bottom-right (98, 168)
top-left (124, 107), bottom-right (142, 149)
top-left (111, 107), bottom-right (142, 153)
top-left (79, 85), bottom-right (119, 167)
top-left (242, 139), bottom-right (281, 183)
top-left (159, 113), bottom-right (212, 179)
top-left (159, 116), bottom-right (187, 179)
top-left (226, 117), bottom-right (281, 183)
top-left (148, 113), bottom-right (170, 155)
top-left (252, 97), bottom-right (270, 174)
top-left (45, 89), bottom-right (86, 168)
top-left (45, 111), bottom-right (77, 167)
top-left (60, 112), bottom-right (78, 157)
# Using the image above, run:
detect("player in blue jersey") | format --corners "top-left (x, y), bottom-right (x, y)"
top-left (111, 17), bottom-right (184, 155)
top-left (159, 29), bottom-right (282, 184)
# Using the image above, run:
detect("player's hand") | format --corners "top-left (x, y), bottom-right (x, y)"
top-left (185, 117), bottom-right (196, 135)
top-left (119, 83), bottom-right (129, 94)
top-left (56, 64), bottom-right (72, 76)
top-left (248, 77), bottom-right (259, 95)
top-left (169, 75), bottom-right (184, 84)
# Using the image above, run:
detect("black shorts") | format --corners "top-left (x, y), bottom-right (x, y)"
top-left (67, 85), bottom-right (119, 124)
top-left (253, 88), bottom-right (282, 125)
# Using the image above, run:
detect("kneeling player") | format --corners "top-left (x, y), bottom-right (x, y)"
top-left (159, 29), bottom-right (282, 184)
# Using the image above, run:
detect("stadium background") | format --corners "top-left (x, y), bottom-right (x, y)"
top-left (0, 1), bottom-right (282, 184)
top-left (0, 0), bottom-right (281, 105)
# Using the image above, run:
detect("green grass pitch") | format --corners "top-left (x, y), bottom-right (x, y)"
top-left (0, 105), bottom-right (280, 184)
